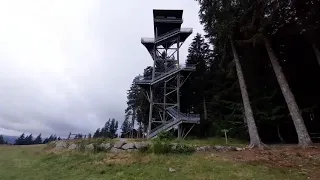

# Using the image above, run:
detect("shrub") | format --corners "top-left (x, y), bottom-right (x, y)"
top-left (93, 144), bottom-right (107, 153)
top-left (172, 144), bottom-right (195, 154)
top-left (157, 131), bottom-right (174, 141)
top-left (138, 145), bottom-right (151, 153)
top-left (152, 141), bottom-right (171, 154)
top-left (78, 144), bottom-right (86, 152)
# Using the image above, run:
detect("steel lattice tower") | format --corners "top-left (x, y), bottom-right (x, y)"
top-left (135, 9), bottom-right (200, 139)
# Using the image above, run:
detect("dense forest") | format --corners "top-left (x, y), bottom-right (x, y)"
top-left (125, 0), bottom-right (320, 147)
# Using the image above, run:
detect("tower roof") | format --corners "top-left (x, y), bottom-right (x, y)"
top-left (153, 9), bottom-right (183, 19)
top-left (153, 9), bottom-right (183, 37)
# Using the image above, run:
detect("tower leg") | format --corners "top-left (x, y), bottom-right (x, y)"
top-left (147, 86), bottom-right (153, 139)
top-left (178, 124), bottom-right (181, 139)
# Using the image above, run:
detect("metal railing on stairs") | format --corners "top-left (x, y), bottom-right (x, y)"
top-left (155, 28), bottom-right (180, 44)
top-left (134, 64), bottom-right (197, 85)
top-left (148, 107), bottom-right (200, 138)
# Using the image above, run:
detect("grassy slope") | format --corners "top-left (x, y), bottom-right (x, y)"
top-left (0, 144), bottom-right (305, 180)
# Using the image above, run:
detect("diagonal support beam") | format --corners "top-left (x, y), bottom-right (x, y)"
top-left (183, 124), bottom-right (195, 139)
top-left (180, 72), bottom-right (192, 87)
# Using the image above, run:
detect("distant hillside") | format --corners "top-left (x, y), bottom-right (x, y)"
top-left (3, 135), bottom-right (18, 144)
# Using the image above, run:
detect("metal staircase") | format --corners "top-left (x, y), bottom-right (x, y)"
top-left (135, 64), bottom-right (195, 85)
top-left (155, 28), bottom-right (180, 44)
top-left (149, 107), bottom-right (200, 139)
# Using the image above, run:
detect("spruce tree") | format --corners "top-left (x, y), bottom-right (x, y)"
top-left (121, 118), bottom-right (131, 137)
top-left (0, 135), bottom-right (5, 144)
top-left (33, 134), bottom-right (42, 144)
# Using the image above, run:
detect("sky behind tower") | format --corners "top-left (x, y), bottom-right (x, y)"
top-left (0, 0), bottom-right (204, 137)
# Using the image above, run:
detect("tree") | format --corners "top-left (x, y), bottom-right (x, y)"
top-left (121, 118), bottom-right (131, 137)
top-left (87, 133), bottom-right (92, 138)
top-left (235, 1), bottom-right (313, 147)
top-left (231, 40), bottom-right (263, 148)
top-left (185, 33), bottom-right (210, 116)
top-left (15, 133), bottom-right (26, 145)
top-left (33, 134), bottom-right (42, 144)
top-left (0, 135), bottom-right (5, 144)
top-left (92, 119), bottom-right (119, 139)
top-left (42, 134), bottom-right (57, 144)
top-left (42, 138), bottom-right (49, 144)
top-left (101, 119), bottom-right (111, 138)
top-left (109, 118), bottom-right (118, 138)
top-left (264, 38), bottom-right (312, 147)
top-left (93, 128), bottom-right (101, 138)
top-left (25, 134), bottom-right (33, 145)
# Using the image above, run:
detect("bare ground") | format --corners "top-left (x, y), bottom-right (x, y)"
top-left (212, 144), bottom-right (320, 180)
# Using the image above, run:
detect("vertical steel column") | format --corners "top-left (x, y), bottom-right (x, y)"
top-left (147, 86), bottom-right (153, 138)
top-left (162, 44), bottom-right (167, 122)
top-left (163, 81), bottom-right (166, 122)
top-left (148, 28), bottom-right (157, 139)
top-left (177, 37), bottom-right (181, 138)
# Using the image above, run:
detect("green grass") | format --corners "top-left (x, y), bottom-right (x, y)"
top-left (0, 144), bottom-right (306, 180)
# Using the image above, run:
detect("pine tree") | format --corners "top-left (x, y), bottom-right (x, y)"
top-left (109, 118), bottom-right (118, 138)
top-left (0, 135), bottom-right (5, 144)
top-left (33, 134), bottom-right (42, 144)
top-left (25, 134), bottom-right (33, 145)
top-left (87, 133), bottom-right (92, 138)
top-left (15, 133), bottom-right (26, 145)
top-left (121, 118), bottom-right (131, 137)
top-left (93, 128), bottom-right (101, 138)
top-left (42, 138), bottom-right (49, 144)
top-left (101, 119), bottom-right (111, 138)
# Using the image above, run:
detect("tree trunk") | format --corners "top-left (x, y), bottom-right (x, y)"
top-left (230, 40), bottom-right (263, 148)
top-left (203, 96), bottom-right (208, 120)
top-left (312, 44), bottom-right (320, 67)
top-left (277, 125), bottom-right (285, 143)
top-left (264, 38), bottom-right (312, 147)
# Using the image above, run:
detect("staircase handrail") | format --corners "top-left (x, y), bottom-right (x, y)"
top-left (155, 28), bottom-right (180, 43)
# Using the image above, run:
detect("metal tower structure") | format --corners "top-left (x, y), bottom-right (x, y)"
top-left (135, 9), bottom-right (200, 139)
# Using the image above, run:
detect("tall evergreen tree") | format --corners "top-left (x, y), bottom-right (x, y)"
top-left (15, 133), bottom-right (26, 145)
top-left (25, 134), bottom-right (33, 145)
top-left (109, 118), bottom-right (118, 138)
top-left (93, 128), bottom-right (101, 138)
top-left (87, 133), bottom-right (92, 139)
top-left (121, 118), bottom-right (131, 137)
top-left (0, 135), bottom-right (5, 144)
top-left (33, 134), bottom-right (42, 144)
top-left (231, 40), bottom-right (263, 147)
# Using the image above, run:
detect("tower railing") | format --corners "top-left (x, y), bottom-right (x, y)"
top-left (154, 18), bottom-right (183, 23)
top-left (134, 64), bottom-right (197, 85)
top-left (155, 28), bottom-right (180, 43)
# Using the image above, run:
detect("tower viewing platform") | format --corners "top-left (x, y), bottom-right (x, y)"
top-left (135, 9), bottom-right (200, 139)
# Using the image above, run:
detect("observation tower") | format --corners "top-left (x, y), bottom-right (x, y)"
top-left (135, 9), bottom-right (200, 139)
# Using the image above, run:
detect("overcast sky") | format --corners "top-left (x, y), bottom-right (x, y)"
top-left (0, 0), bottom-right (204, 137)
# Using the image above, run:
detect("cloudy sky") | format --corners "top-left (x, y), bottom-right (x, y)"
top-left (0, 0), bottom-right (204, 137)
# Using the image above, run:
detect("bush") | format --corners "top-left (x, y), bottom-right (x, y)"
top-left (152, 141), bottom-right (171, 154)
top-left (93, 144), bottom-right (107, 153)
top-left (138, 145), bottom-right (151, 153)
top-left (172, 144), bottom-right (195, 154)
top-left (157, 131), bottom-right (174, 141)
top-left (151, 140), bottom-right (195, 154)
top-left (78, 143), bottom-right (86, 152)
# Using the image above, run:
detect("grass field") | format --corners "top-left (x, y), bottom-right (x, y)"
top-left (0, 144), bottom-right (310, 180)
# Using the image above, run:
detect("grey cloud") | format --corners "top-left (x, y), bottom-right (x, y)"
top-left (0, 0), bottom-right (204, 137)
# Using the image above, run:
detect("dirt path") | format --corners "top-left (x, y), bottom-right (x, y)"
top-left (215, 144), bottom-right (320, 180)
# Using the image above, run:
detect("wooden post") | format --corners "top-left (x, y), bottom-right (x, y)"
top-left (222, 129), bottom-right (229, 144)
